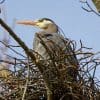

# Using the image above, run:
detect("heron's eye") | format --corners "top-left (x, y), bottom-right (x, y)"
top-left (38, 19), bottom-right (43, 22)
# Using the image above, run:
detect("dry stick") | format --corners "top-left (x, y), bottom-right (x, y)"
top-left (0, 40), bottom-right (26, 58)
top-left (0, 18), bottom-right (53, 100)
top-left (22, 56), bottom-right (30, 100)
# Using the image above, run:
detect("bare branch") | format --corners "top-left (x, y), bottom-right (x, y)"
top-left (22, 56), bottom-right (30, 100)
top-left (0, 0), bottom-right (5, 4)
top-left (0, 19), bottom-right (36, 61)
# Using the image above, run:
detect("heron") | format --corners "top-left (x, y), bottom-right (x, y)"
top-left (17, 18), bottom-right (79, 81)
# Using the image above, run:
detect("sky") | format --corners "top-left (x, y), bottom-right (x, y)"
top-left (0, 0), bottom-right (100, 77)
top-left (0, 0), bottom-right (100, 50)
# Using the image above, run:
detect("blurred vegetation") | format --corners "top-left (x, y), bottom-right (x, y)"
top-left (92, 0), bottom-right (100, 12)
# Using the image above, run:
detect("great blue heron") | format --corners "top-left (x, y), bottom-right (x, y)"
top-left (17, 18), bottom-right (79, 81)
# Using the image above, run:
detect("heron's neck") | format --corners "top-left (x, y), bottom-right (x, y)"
top-left (44, 24), bottom-right (58, 33)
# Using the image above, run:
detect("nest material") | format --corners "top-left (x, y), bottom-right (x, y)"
top-left (0, 38), bottom-right (100, 100)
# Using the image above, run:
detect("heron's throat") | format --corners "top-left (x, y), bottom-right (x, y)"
top-left (44, 24), bottom-right (58, 33)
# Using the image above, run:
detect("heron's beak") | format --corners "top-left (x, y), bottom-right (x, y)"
top-left (17, 20), bottom-right (37, 26)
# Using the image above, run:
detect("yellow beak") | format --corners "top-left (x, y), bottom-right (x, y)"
top-left (17, 20), bottom-right (37, 26)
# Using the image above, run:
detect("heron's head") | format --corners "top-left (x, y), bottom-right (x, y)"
top-left (17, 18), bottom-right (58, 33)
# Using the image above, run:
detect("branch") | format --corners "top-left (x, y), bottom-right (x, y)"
top-left (0, 19), bottom-right (36, 61)
top-left (0, 41), bottom-right (26, 58)
top-left (0, 18), bottom-right (47, 87)
top-left (22, 56), bottom-right (30, 100)
top-left (0, 19), bottom-right (54, 99)
top-left (80, 0), bottom-right (100, 16)
top-left (0, 0), bottom-right (5, 4)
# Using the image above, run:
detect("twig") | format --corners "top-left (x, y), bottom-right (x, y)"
top-left (80, 0), bottom-right (100, 16)
top-left (0, 40), bottom-right (27, 58)
top-left (0, 18), bottom-right (36, 61)
top-left (0, 0), bottom-right (5, 4)
top-left (0, 18), bottom-right (54, 99)
top-left (22, 56), bottom-right (30, 100)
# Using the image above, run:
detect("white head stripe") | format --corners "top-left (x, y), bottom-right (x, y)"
top-left (43, 20), bottom-right (53, 24)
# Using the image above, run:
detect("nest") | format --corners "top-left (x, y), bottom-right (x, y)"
top-left (0, 38), bottom-right (100, 100)
top-left (0, 18), bottom-right (100, 100)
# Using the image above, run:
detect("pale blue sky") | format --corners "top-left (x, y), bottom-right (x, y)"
top-left (2, 0), bottom-right (100, 50)
top-left (0, 0), bottom-right (100, 77)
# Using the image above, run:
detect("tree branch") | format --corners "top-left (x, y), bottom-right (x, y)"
top-left (0, 18), bottom-right (36, 61)
top-left (0, 18), bottom-right (54, 100)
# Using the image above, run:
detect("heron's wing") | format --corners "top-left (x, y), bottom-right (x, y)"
top-left (33, 32), bottom-right (53, 59)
